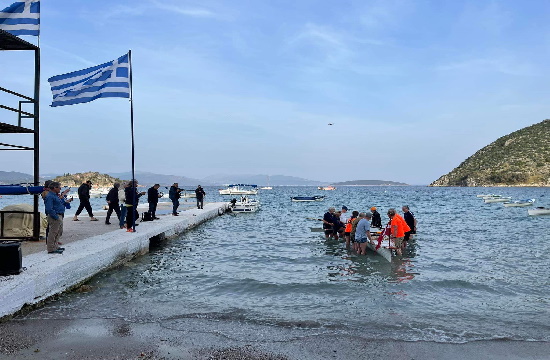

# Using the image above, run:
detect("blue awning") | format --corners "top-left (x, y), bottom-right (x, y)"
top-left (0, 185), bottom-right (44, 195)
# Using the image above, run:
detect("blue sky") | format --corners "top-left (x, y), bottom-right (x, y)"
top-left (2, 0), bottom-right (550, 185)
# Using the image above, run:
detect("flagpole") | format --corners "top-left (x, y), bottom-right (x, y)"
top-left (129, 49), bottom-right (136, 232)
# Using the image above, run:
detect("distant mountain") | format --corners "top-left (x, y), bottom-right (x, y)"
top-left (201, 174), bottom-right (325, 186)
top-left (0, 171), bottom-right (34, 184)
top-left (108, 171), bottom-right (211, 187)
top-left (430, 119), bottom-right (550, 187)
top-left (332, 180), bottom-right (409, 186)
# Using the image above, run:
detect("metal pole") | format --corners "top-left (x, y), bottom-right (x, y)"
top-left (129, 50), bottom-right (136, 232)
top-left (32, 46), bottom-right (40, 241)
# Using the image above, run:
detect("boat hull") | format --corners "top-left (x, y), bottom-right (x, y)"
top-left (528, 208), bottom-right (550, 216)
top-left (484, 197), bottom-right (511, 203)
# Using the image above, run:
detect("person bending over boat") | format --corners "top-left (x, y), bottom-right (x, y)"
top-left (387, 208), bottom-right (410, 256)
top-left (354, 213), bottom-right (373, 255)
top-left (322, 207), bottom-right (339, 240)
top-left (348, 211), bottom-right (360, 249)
top-left (370, 207), bottom-right (382, 229)
top-left (402, 205), bottom-right (417, 246)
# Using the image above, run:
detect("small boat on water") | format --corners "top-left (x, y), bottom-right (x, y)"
top-left (291, 195), bottom-right (325, 202)
top-left (318, 186), bottom-right (336, 190)
top-left (477, 194), bottom-right (498, 198)
top-left (503, 199), bottom-right (535, 207)
top-left (484, 196), bottom-right (512, 203)
top-left (229, 196), bottom-right (260, 213)
top-left (219, 184), bottom-right (258, 195)
top-left (528, 207), bottom-right (550, 216)
top-left (260, 186), bottom-right (272, 190)
top-left (365, 226), bottom-right (393, 262)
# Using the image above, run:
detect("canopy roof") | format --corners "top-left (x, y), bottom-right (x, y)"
top-left (0, 29), bottom-right (39, 51)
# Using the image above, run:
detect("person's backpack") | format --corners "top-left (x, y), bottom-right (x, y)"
top-left (141, 211), bottom-right (153, 222)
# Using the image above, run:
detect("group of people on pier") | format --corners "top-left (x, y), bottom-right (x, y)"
top-left (322, 205), bottom-right (417, 255)
top-left (42, 179), bottom-right (206, 254)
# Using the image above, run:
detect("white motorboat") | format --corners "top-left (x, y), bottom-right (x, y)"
top-left (528, 207), bottom-right (550, 216)
top-left (503, 199), bottom-right (535, 207)
top-left (219, 184), bottom-right (258, 195)
top-left (318, 186), bottom-right (336, 190)
top-left (484, 197), bottom-right (512, 203)
top-left (229, 196), bottom-right (260, 213)
top-left (477, 194), bottom-right (498, 198)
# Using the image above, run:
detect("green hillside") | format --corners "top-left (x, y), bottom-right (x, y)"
top-left (52, 172), bottom-right (125, 188)
top-left (430, 119), bottom-right (550, 187)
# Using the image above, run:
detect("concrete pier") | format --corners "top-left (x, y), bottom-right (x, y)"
top-left (0, 202), bottom-right (228, 320)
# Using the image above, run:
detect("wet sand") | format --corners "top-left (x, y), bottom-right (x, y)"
top-left (0, 316), bottom-right (548, 360)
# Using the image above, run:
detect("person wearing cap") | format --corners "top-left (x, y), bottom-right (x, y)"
top-left (370, 206), bottom-right (382, 229)
top-left (73, 180), bottom-right (98, 221)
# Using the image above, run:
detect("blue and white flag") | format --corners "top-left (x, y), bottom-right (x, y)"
top-left (0, 0), bottom-right (40, 36)
top-left (48, 53), bottom-right (130, 107)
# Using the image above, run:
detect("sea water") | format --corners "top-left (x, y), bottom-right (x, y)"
top-left (4, 186), bottom-right (550, 343)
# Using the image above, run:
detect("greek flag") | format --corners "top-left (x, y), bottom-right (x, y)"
top-left (48, 53), bottom-right (130, 107)
top-left (0, 0), bottom-right (40, 36)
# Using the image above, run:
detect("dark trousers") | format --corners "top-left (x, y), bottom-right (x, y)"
top-left (106, 202), bottom-right (121, 223)
top-left (196, 197), bottom-right (204, 209)
top-left (149, 202), bottom-right (158, 218)
top-left (126, 205), bottom-right (136, 229)
top-left (75, 199), bottom-right (94, 217)
top-left (172, 199), bottom-right (179, 214)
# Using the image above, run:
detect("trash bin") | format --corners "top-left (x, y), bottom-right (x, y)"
top-left (0, 241), bottom-right (22, 276)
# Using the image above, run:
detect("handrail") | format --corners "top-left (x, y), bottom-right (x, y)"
top-left (0, 86), bottom-right (34, 101)
top-left (0, 104), bottom-right (35, 117)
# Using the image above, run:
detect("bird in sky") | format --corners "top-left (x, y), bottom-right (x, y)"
top-left (328, 123), bottom-right (333, 125)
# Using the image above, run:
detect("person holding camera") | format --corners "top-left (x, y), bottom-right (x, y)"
top-left (169, 183), bottom-right (182, 216)
top-left (195, 185), bottom-right (206, 209)
top-left (148, 184), bottom-right (162, 220)
top-left (125, 179), bottom-right (146, 232)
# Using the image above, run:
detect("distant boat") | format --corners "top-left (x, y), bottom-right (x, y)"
top-left (318, 186), bottom-right (336, 190)
top-left (528, 207), bottom-right (550, 216)
top-left (260, 176), bottom-right (272, 190)
top-left (503, 199), bottom-right (535, 207)
top-left (291, 195), bottom-right (325, 202)
top-left (484, 196), bottom-right (512, 203)
top-left (219, 184), bottom-right (258, 195)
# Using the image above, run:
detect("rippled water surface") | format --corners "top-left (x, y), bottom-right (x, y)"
top-left (14, 186), bottom-right (550, 343)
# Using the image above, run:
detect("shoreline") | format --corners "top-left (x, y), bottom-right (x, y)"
top-left (0, 316), bottom-right (548, 359)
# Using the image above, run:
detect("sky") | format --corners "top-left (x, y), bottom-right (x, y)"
top-left (2, 0), bottom-right (550, 185)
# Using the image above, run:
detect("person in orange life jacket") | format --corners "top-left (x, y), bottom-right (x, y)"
top-left (387, 208), bottom-right (410, 256)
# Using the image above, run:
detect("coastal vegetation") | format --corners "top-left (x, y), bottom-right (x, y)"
top-left (51, 171), bottom-right (124, 188)
top-left (430, 119), bottom-right (550, 187)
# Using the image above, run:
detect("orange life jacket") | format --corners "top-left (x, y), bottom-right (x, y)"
top-left (345, 217), bottom-right (354, 232)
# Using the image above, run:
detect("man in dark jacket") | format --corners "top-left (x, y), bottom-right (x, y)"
top-left (195, 185), bottom-right (206, 209)
top-left (125, 180), bottom-right (145, 232)
top-left (147, 184), bottom-right (162, 220)
top-left (73, 180), bottom-right (98, 221)
top-left (168, 183), bottom-right (182, 216)
top-left (105, 182), bottom-right (121, 224)
top-left (370, 206), bottom-right (382, 229)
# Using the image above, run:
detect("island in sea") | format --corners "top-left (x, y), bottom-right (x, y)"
top-left (430, 119), bottom-right (550, 187)
top-left (331, 180), bottom-right (409, 186)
